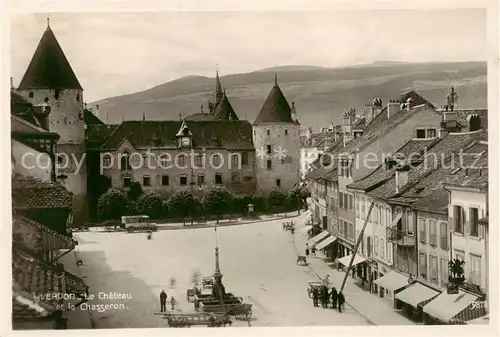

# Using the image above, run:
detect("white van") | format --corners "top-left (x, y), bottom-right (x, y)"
top-left (121, 215), bottom-right (158, 233)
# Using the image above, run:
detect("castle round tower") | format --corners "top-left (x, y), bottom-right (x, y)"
top-left (16, 21), bottom-right (88, 222)
top-left (253, 75), bottom-right (301, 195)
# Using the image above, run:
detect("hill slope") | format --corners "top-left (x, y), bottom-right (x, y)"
top-left (90, 61), bottom-right (487, 129)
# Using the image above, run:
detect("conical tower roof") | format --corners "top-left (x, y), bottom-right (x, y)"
top-left (254, 74), bottom-right (295, 125)
top-left (213, 90), bottom-right (239, 121)
top-left (18, 24), bottom-right (82, 90)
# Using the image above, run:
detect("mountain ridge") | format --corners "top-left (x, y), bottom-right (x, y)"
top-left (89, 61), bottom-right (487, 129)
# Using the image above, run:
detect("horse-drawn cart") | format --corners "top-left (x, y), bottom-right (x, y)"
top-left (307, 281), bottom-right (324, 298)
top-left (226, 303), bottom-right (253, 321)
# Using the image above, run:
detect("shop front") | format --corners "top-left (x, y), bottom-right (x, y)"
top-left (423, 290), bottom-right (487, 325)
top-left (373, 270), bottom-right (410, 307)
top-left (394, 282), bottom-right (440, 322)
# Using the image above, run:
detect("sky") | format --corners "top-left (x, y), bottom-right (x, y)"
top-left (10, 10), bottom-right (487, 102)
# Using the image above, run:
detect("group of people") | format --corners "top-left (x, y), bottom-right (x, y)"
top-left (305, 243), bottom-right (317, 257)
top-left (311, 285), bottom-right (346, 312)
top-left (159, 289), bottom-right (177, 312)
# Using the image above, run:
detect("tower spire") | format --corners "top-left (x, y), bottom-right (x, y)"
top-left (46, 16), bottom-right (50, 29)
top-left (274, 72), bottom-right (278, 86)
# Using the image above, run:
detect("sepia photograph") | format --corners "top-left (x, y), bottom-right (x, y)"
top-left (7, 7), bottom-right (495, 332)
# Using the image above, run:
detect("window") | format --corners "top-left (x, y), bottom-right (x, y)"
top-left (380, 239), bottom-right (385, 259)
top-left (285, 129), bottom-right (288, 135)
top-left (159, 155), bottom-right (170, 168)
top-left (267, 129), bottom-right (270, 135)
top-left (197, 174), bottom-right (205, 185)
top-left (123, 177), bottom-right (131, 187)
top-left (344, 221), bottom-right (349, 238)
top-left (361, 198), bottom-right (365, 218)
top-left (440, 258), bottom-right (449, 286)
top-left (276, 179), bottom-right (281, 187)
top-left (367, 236), bottom-right (372, 257)
top-left (266, 145), bottom-right (272, 154)
top-left (427, 129), bottom-right (436, 138)
top-left (355, 196), bottom-right (359, 218)
top-left (407, 211), bottom-right (414, 233)
top-left (267, 160), bottom-right (272, 170)
top-left (339, 193), bottom-right (344, 209)
top-left (231, 172), bottom-right (240, 184)
top-left (231, 154), bottom-right (239, 167)
top-left (102, 154), bottom-right (112, 167)
top-left (195, 154), bottom-right (203, 167)
top-left (419, 218), bottom-right (426, 243)
top-left (469, 254), bottom-right (481, 286)
top-left (454, 250), bottom-right (465, 262)
top-left (386, 209), bottom-right (390, 227)
top-left (440, 222), bottom-right (448, 249)
top-left (76, 92), bottom-right (80, 101)
top-left (180, 175), bottom-right (187, 185)
top-left (242, 152), bottom-right (249, 166)
top-left (469, 207), bottom-right (479, 237)
top-left (215, 173), bottom-right (223, 184)
top-left (339, 220), bottom-right (345, 236)
top-left (419, 252), bottom-right (427, 279)
top-left (453, 205), bottom-right (464, 234)
top-left (244, 176), bottom-right (252, 181)
top-left (29, 91), bottom-right (34, 98)
top-left (120, 152), bottom-right (131, 171)
top-left (374, 236), bottom-right (379, 255)
top-left (429, 220), bottom-right (437, 246)
top-left (340, 159), bottom-right (350, 177)
top-left (212, 154), bottom-right (221, 167)
top-left (162, 175), bottom-right (170, 186)
top-left (416, 129), bottom-right (426, 139)
top-left (143, 175), bottom-right (151, 186)
top-left (429, 255), bottom-right (438, 283)
top-left (385, 241), bottom-right (390, 261)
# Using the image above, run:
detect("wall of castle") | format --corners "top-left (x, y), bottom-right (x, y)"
top-left (253, 123), bottom-right (301, 195)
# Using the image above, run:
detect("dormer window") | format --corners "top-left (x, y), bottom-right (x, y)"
top-left (176, 120), bottom-right (193, 148)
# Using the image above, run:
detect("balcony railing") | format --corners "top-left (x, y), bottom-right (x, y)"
top-left (386, 227), bottom-right (416, 246)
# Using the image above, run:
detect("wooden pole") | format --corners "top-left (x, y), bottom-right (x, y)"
top-left (339, 201), bottom-right (374, 293)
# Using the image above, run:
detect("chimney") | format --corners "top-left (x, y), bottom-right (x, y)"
top-left (95, 104), bottom-right (100, 118)
top-left (366, 98), bottom-right (383, 125)
top-left (10, 77), bottom-right (14, 89)
top-left (387, 100), bottom-right (400, 119)
top-left (395, 165), bottom-right (410, 194)
top-left (439, 120), bottom-right (449, 138)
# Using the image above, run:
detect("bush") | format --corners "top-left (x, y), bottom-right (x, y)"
top-left (267, 189), bottom-right (288, 215)
top-left (167, 190), bottom-right (195, 225)
top-left (289, 187), bottom-right (305, 215)
top-left (203, 187), bottom-right (234, 223)
top-left (137, 192), bottom-right (166, 219)
top-left (98, 189), bottom-right (129, 221)
top-left (127, 181), bottom-right (143, 201)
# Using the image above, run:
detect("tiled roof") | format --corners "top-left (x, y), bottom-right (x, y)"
top-left (13, 214), bottom-right (75, 250)
top-left (341, 104), bottom-right (438, 156)
top-left (12, 281), bottom-right (54, 320)
top-left (408, 189), bottom-right (449, 213)
top-left (18, 26), bottom-right (82, 90)
top-left (400, 89), bottom-right (436, 109)
top-left (452, 109), bottom-right (488, 130)
top-left (300, 131), bottom-right (337, 147)
top-left (85, 124), bottom-right (119, 149)
top-left (11, 91), bottom-right (46, 129)
top-left (12, 174), bottom-right (73, 209)
top-left (353, 117), bottom-right (366, 130)
top-left (323, 168), bottom-right (338, 182)
top-left (254, 80), bottom-right (298, 125)
top-left (101, 120), bottom-right (254, 150)
top-left (84, 109), bottom-right (105, 125)
top-left (348, 138), bottom-right (439, 191)
top-left (212, 91), bottom-right (239, 121)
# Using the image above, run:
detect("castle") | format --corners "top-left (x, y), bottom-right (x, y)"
top-left (11, 22), bottom-right (301, 222)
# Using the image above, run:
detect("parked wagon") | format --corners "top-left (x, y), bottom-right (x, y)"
top-left (226, 303), bottom-right (253, 321)
top-left (307, 281), bottom-right (324, 298)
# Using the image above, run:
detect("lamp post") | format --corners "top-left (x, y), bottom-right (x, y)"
top-left (190, 167), bottom-right (195, 226)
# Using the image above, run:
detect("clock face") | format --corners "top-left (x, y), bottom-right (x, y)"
top-left (181, 137), bottom-right (191, 146)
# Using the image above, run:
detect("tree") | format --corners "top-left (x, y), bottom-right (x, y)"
top-left (127, 181), bottom-right (143, 201)
top-left (203, 187), bottom-right (234, 223)
top-left (268, 189), bottom-right (288, 216)
top-left (289, 187), bottom-right (304, 215)
top-left (167, 190), bottom-right (194, 225)
top-left (137, 192), bottom-right (165, 219)
top-left (98, 189), bottom-right (129, 222)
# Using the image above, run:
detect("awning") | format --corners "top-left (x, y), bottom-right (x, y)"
top-left (300, 225), bottom-right (313, 234)
top-left (308, 231), bottom-right (329, 244)
top-left (395, 282), bottom-right (440, 307)
top-left (315, 235), bottom-right (336, 250)
top-left (467, 314), bottom-right (489, 325)
top-left (423, 290), bottom-right (479, 322)
top-left (373, 271), bottom-right (409, 291)
top-left (338, 254), bottom-right (366, 267)
top-left (390, 213), bottom-right (403, 227)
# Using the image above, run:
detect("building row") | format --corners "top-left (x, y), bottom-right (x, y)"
top-left (306, 89), bottom-right (489, 324)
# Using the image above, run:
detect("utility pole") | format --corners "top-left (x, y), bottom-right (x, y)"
top-left (340, 201), bottom-right (374, 293)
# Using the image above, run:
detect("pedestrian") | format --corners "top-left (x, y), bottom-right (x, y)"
top-left (330, 287), bottom-right (338, 309)
top-left (159, 289), bottom-right (167, 312)
top-left (337, 292), bottom-right (345, 313)
top-left (312, 287), bottom-right (319, 307)
top-left (305, 243), bottom-right (310, 257)
top-left (311, 245), bottom-right (317, 257)
top-left (322, 274), bottom-right (330, 287)
top-left (170, 296), bottom-right (176, 311)
top-left (321, 286), bottom-right (329, 308)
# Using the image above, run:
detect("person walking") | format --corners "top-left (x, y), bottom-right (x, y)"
top-left (312, 287), bottom-right (319, 307)
top-left (159, 289), bottom-right (167, 312)
top-left (337, 292), bottom-right (345, 313)
top-left (330, 287), bottom-right (338, 309)
top-left (321, 286), bottom-right (329, 308)
top-left (311, 245), bottom-right (317, 257)
top-left (305, 243), bottom-right (310, 258)
top-left (170, 296), bottom-right (177, 311)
